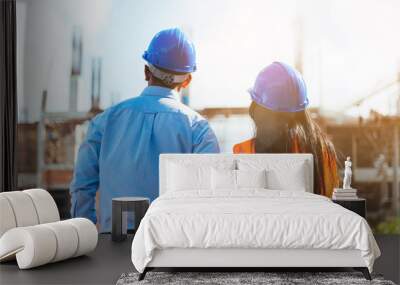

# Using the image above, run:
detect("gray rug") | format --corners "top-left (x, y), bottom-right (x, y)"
top-left (116, 272), bottom-right (396, 285)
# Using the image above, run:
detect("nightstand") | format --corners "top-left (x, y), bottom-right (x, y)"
top-left (112, 197), bottom-right (150, 242)
top-left (332, 198), bottom-right (366, 218)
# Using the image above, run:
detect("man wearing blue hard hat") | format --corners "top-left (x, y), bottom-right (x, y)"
top-left (70, 28), bottom-right (220, 233)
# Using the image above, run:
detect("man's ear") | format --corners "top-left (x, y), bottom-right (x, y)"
top-left (144, 65), bottom-right (151, 81)
top-left (180, 74), bottom-right (192, 89)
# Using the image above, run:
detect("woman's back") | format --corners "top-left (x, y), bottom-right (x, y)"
top-left (233, 136), bottom-right (338, 197)
top-left (234, 62), bottom-right (339, 197)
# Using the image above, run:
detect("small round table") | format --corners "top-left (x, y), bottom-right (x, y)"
top-left (112, 197), bottom-right (149, 242)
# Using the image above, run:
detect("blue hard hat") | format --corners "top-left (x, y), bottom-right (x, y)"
top-left (143, 28), bottom-right (196, 73)
top-left (249, 62), bottom-right (309, 112)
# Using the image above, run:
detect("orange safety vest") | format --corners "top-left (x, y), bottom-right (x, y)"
top-left (233, 138), bottom-right (339, 197)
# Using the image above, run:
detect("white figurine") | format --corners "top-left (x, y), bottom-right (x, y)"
top-left (343, 156), bottom-right (352, 189)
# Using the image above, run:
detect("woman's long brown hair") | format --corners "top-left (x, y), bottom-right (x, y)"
top-left (249, 101), bottom-right (337, 195)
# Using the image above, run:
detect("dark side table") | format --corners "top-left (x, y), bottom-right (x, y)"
top-left (112, 197), bottom-right (150, 242)
top-left (332, 198), bottom-right (366, 218)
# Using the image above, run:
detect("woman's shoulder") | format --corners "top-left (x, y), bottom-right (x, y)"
top-left (233, 138), bottom-right (255, 154)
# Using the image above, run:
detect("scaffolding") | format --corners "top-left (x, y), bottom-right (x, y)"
top-left (36, 90), bottom-right (90, 189)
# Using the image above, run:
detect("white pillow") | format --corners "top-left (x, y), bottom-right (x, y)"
top-left (238, 159), bottom-right (308, 191)
top-left (266, 162), bottom-right (307, 191)
top-left (211, 168), bottom-right (268, 190)
top-left (211, 168), bottom-right (236, 190)
top-left (166, 159), bottom-right (236, 192)
top-left (167, 162), bottom-right (211, 191)
top-left (236, 169), bottom-right (267, 189)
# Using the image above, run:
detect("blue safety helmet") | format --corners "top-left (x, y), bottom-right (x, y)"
top-left (143, 28), bottom-right (197, 73)
top-left (249, 62), bottom-right (309, 112)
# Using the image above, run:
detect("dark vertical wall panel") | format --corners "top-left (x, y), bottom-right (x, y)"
top-left (0, 0), bottom-right (18, 192)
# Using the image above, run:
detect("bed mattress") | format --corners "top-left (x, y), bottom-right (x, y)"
top-left (131, 190), bottom-right (380, 273)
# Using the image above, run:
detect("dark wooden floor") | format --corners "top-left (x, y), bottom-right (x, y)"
top-left (0, 234), bottom-right (135, 285)
top-left (374, 235), bottom-right (400, 284)
top-left (1, 234), bottom-right (398, 284)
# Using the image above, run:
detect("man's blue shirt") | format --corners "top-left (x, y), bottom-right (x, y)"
top-left (70, 86), bottom-right (220, 232)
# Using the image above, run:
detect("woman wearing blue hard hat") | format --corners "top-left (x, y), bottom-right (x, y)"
top-left (234, 62), bottom-right (339, 197)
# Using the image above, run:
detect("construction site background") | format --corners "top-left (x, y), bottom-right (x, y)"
top-left (14, 0), bottom-right (400, 234)
top-left (16, 106), bottom-right (400, 231)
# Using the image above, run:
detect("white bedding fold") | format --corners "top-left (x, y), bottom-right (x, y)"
top-left (131, 190), bottom-right (380, 273)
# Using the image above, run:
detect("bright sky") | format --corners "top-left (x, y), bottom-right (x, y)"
top-left (78, 0), bottom-right (400, 116)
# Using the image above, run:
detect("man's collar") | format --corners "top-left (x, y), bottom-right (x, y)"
top-left (140, 86), bottom-right (179, 100)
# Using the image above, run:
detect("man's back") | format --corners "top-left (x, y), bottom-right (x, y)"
top-left (70, 86), bottom-right (220, 232)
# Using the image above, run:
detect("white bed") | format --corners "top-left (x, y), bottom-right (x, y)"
top-left (131, 154), bottom-right (380, 280)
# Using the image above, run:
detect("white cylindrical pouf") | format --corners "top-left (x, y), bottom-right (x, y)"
top-left (0, 196), bottom-right (17, 237)
top-left (23, 189), bottom-right (60, 224)
top-left (1, 192), bottom-right (39, 227)
top-left (67, 218), bottom-right (98, 257)
top-left (0, 218), bottom-right (97, 269)
top-left (43, 220), bottom-right (79, 262)
top-left (0, 226), bottom-right (57, 269)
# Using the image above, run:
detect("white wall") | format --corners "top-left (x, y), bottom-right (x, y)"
top-left (17, 0), bottom-right (112, 122)
top-left (17, 0), bottom-right (400, 122)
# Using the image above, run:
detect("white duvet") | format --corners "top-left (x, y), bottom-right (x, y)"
top-left (131, 190), bottom-right (380, 273)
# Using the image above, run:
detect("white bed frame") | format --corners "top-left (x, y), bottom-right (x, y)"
top-left (140, 154), bottom-right (370, 280)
